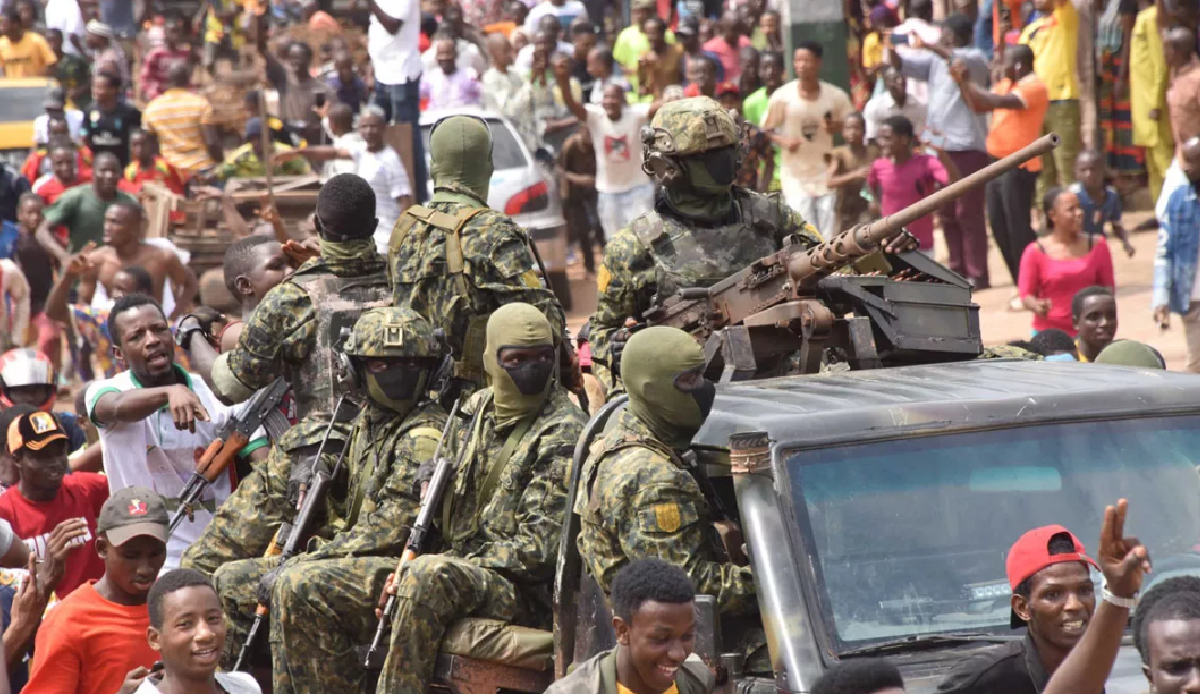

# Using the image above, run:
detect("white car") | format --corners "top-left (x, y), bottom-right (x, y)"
top-left (419, 107), bottom-right (573, 311)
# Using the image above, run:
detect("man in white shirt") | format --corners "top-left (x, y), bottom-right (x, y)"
top-left (524, 0), bottom-right (587, 34)
top-left (320, 102), bottom-right (364, 182)
top-left (482, 32), bottom-right (525, 114)
top-left (276, 106), bottom-right (413, 254)
top-left (33, 91), bottom-right (84, 145)
top-left (367, 0), bottom-right (426, 202)
top-left (515, 15), bottom-right (576, 76)
top-left (85, 294), bottom-right (270, 568)
top-left (762, 42), bottom-right (853, 237)
top-left (44, 0), bottom-right (86, 56)
top-left (863, 67), bottom-right (927, 143)
top-left (419, 3), bottom-right (488, 76)
top-left (554, 56), bottom-right (657, 240)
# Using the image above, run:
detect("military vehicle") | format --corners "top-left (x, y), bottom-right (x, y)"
top-left (365, 134), bottom-right (1191, 694)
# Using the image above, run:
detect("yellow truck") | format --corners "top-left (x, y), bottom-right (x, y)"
top-left (0, 77), bottom-right (55, 169)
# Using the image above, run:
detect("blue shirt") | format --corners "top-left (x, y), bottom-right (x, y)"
top-left (1154, 182), bottom-right (1200, 314)
top-left (899, 47), bottom-right (990, 152)
top-left (326, 74), bottom-right (369, 108)
top-left (1071, 182), bottom-right (1122, 237)
top-left (975, 0), bottom-right (995, 58)
top-left (0, 221), bottom-right (18, 260)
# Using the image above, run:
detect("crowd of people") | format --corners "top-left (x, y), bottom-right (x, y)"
top-left (0, 0), bottom-right (1195, 693)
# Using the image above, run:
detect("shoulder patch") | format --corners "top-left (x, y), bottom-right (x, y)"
top-left (519, 270), bottom-right (541, 288)
top-left (596, 264), bottom-right (612, 293)
top-left (654, 502), bottom-right (682, 533)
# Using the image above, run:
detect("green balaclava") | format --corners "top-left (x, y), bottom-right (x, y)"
top-left (623, 326), bottom-right (717, 450)
top-left (484, 303), bottom-right (556, 428)
top-left (1094, 340), bottom-right (1166, 369)
top-left (429, 116), bottom-right (495, 207)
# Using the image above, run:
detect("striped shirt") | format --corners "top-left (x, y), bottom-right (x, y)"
top-left (143, 88), bottom-right (217, 176)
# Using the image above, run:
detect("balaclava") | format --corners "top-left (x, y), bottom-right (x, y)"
top-left (622, 326), bottom-right (716, 449)
top-left (484, 303), bottom-right (556, 428)
top-left (429, 116), bottom-right (495, 206)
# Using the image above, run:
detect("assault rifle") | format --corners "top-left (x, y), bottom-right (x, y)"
top-left (234, 395), bottom-right (353, 671)
top-left (169, 378), bottom-right (290, 537)
top-left (643, 133), bottom-right (1061, 380)
top-left (363, 398), bottom-right (466, 671)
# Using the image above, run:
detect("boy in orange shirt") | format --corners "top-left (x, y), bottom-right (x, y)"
top-left (26, 487), bottom-right (168, 694)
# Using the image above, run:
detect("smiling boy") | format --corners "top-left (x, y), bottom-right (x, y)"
top-left (133, 568), bottom-right (259, 694)
top-left (546, 558), bottom-right (714, 694)
top-left (25, 487), bottom-right (168, 694)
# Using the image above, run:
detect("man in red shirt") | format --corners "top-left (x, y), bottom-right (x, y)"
top-left (0, 410), bottom-right (107, 597)
top-left (121, 130), bottom-right (185, 197)
top-left (33, 143), bottom-right (90, 206)
top-left (139, 17), bottom-right (192, 102)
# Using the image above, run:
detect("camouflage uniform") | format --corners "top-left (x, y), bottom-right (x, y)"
top-left (577, 326), bottom-right (755, 616)
top-left (214, 308), bottom-right (448, 678)
top-left (588, 98), bottom-right (823, 392)
top-left (187, 245), bottom-right (390, 573)
top-left (576, 409), bottom-right (756, 615)
top-left (375, 303), bottom-right (587, 694)
top-left (389, 116), bottom-right (566, 395)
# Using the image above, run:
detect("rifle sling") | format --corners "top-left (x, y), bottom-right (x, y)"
top-left (442, 396), bottom-right (537, 543)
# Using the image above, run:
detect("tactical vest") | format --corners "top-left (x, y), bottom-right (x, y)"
top-left (389, 204), bottom-right (491, 388)
top-left (630, 191), bottom-right (787, 301)
top-left (286, 266), bottom-right (391, 422)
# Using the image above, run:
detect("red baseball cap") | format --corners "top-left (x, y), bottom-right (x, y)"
top-left (716, 82), bottom-right (740, 98)
top-left (1006, 525), bottom-right (1097, 627)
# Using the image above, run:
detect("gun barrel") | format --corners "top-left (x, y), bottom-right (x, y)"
top-left (790, 133), bottom-right (1060, 282)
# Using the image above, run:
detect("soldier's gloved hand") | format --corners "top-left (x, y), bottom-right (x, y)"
top-left (175, 315), bottom-right (207, 351)
top-left (285, 449), bottom-right (334, 507)
top-left (257, 561), bottom-right (286, 605)
top-left (609, 319), bottom-right (640, 377)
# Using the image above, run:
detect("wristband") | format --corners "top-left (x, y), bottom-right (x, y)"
top-left (1101, 586), bottom-right (1138, 609)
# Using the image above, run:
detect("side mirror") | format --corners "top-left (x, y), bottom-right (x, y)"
top-left (534, 147), bottom-right (555, 166)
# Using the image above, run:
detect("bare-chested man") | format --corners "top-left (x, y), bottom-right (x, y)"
top-left (76, 201), bottom-right (198, 320)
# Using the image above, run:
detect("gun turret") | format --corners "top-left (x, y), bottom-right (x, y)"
top-left (644, 134), bottom-right (1060, 380)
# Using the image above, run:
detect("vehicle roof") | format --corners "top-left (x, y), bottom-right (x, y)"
top-left (418, 107), bottom-right (502, 126)
top-left (0, 77), bottom-right (54, 88)
top-left (696, 360), bottom-right (1200, 449)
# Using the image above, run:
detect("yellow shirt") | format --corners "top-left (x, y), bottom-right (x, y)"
top-left (1019, 0), bottom-right (1079, 101)
top-left (205, 0), bottom-right (246, 47)
top-left (1129, 6), bottom-right (1170, 147)
top-left (0, 32), bottom-right (56, 78)
top-left (862, 32), bottom-right (884, 71)
top-left (619, 681), bottom-right (680, 694)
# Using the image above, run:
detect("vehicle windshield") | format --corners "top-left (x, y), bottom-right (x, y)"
top-left (788, 415), bottom-right (1200, 652)
top-left (420, 118), bottom-right (528, 171)
top-left (0, 84), bottom-right (48, 124)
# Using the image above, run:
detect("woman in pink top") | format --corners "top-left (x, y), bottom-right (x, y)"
top-left (867, 115), bottom-right (957, 250)
top-left (1019, 187), bottom-right (1116, 336)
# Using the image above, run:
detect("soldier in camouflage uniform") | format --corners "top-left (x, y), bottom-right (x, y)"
top-left (211, 307), bottom-right (447, 675)
top-left (184, 173), bottom-right (391, 575)
top-left (588, 97), bottom-right (825, 392)
top-left (577, 326), bottom-right (756, 617)
top-left (389, 115), bottom-right (567, 401)
top-left (371, 302), bottom-right (586, 694)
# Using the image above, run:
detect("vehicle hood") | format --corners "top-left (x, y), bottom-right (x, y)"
top-left (887, 643), bottom-right (1147, 694)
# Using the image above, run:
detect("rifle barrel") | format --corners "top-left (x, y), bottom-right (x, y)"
top-left (790, 133), bottom-right (1060, 282)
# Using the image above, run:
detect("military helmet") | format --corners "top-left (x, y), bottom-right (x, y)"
top-left (343, 307), bottom-right (441, 359)
top-left (642, 96), bottom-right (741, 158)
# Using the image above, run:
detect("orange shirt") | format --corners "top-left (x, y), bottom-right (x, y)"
top-left (27, 581), bottom-right (159, 694)
top-left (986, 73), bottom-right (1049, 171)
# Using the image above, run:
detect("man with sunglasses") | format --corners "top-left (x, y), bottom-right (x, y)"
top-left (577, 326), bottom-right (757, 622)
top-left (182, 174), bottom-right (392, 579)
top-left (388, 115), bottom-right (566, 405)
top-left (211, 307), bottom-right (446, 683)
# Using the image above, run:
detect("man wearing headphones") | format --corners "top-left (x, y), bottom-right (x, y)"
top-left (585, 95), bottom-right (825, 394)
top-left (387, 115), bottom-right (566, 405)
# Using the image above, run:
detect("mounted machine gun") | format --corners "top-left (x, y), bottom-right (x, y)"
top-left (642, 134), bottom-right (1060, 381)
